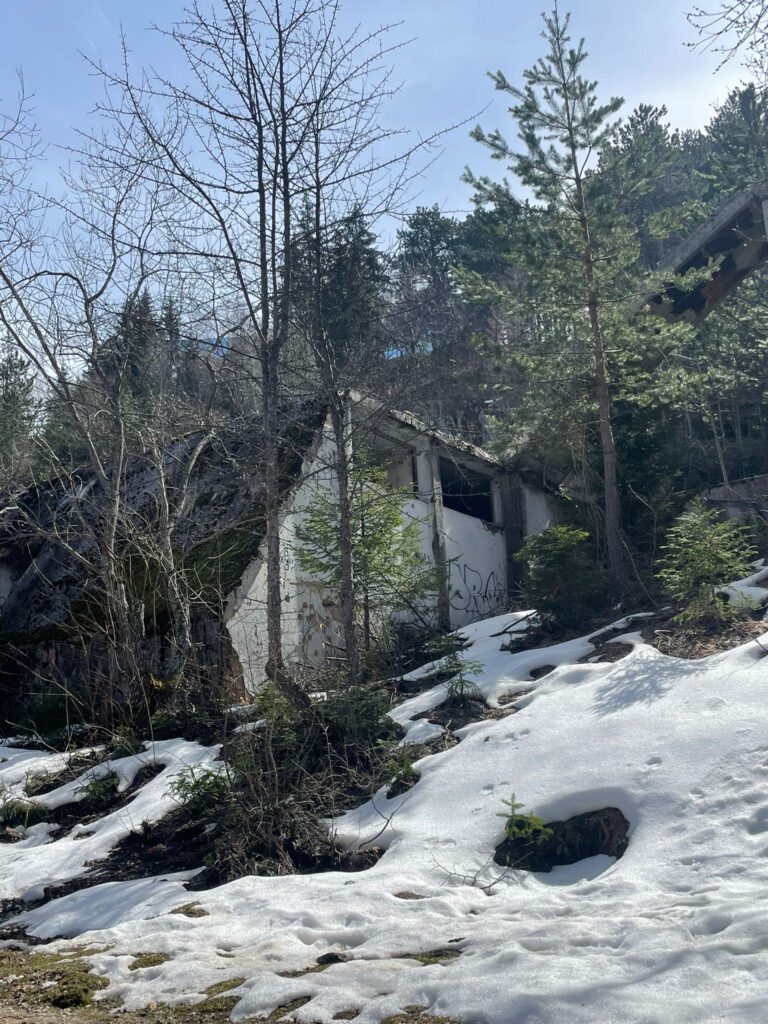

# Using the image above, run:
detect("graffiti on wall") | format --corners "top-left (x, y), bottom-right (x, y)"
top-left (448, 560), bottom-right (505, 619)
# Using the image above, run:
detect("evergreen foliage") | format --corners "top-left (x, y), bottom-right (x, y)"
top-left (515, 526), bottom-right (607, 630)
top-left (464, 6), bottom-right (697, 587)
top-left (657, 501), bottom-right (757, 623)
top-left (497, 794), bottom-right (553, 846)
top-left (295, 455), bottom-right (439, 652)
top-left (322, 207), bottom-right (386, 373)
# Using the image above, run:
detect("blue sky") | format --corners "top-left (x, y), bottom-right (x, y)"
top-left (0, 1), bottom-right (747, 217)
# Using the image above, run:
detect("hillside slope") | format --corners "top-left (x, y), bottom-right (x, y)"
top-left (3, 595), bottom-right (768, 1023)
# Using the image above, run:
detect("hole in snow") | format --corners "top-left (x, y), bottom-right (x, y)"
top-left (494, 807), bottom-right (630, 874)
top-left (529, 665), bottom-right (555, 681)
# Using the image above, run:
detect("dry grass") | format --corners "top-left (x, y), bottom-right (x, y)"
top-left (0, 948), bottom-right (461, 1024)
top-left (643, 616), bottom-right (767, 659)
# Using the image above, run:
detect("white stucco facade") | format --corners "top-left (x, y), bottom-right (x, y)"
top-left (224, 410), bottom-right (554, 691)
top-left (224, 426), bottom-right (345, 688)
top-left (443, 508), bottom-right (507, 628)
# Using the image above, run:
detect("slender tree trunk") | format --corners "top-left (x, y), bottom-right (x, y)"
top-left (586, 288), bottom-right (629, 590)
top-left (307, 122), bottom-right (360, 687)
top-left (262, 345), bottom-right (284, 683)
top-left (329, 397), bottom-right (361, 686)
top-left (570, 157), bottom-right (630, 591)
top-left (361, 499), bottom-right (371, 652)
top-left (706, 402), bottom-right (731, 490)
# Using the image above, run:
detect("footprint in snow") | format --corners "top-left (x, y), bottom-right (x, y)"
top-left (742, 790), bottom-right (764, 805)
top-left (689, 912), bottom-right (733, 936)
top-left (746, 807), bottom-right (768, 834)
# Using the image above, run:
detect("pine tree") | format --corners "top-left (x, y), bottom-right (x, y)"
top-left (705, 83), bottom-right (768, 197)
top-left (467, 5), bottom-right (671, 590)
top-left (598, 104), bottom-right (704, 267)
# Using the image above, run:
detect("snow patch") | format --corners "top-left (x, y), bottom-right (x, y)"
top-left (5, 613), bottom-right (768, 1022)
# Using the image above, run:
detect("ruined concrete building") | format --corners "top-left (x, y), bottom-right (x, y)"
top-left (0, 396), bottom-right (556, 726)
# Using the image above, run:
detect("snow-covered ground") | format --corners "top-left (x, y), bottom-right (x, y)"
top-left (3, 600), bottom-right (768, 1023)
top-left (0, 739), bottom-right (220, 902)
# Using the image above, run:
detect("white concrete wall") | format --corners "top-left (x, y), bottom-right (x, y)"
top-left (443, 507), bottom-right (507, 628)
top-left (224, 424), bottom-right (537, 690)
top-left (225, 426), bottom-right (344, 690)
top-left (523, 484), bottom-right (554, 536)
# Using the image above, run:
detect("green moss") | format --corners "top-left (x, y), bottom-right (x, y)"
top-left (205, 977), bottom-right (245, 997)
top-left (408, 948), bottom-right (462, 966)
top-left (0, 950), bottom-right (108, 1010)
top-left (51, 971), bottom-right (108, 1009)
top-left (183, 410), bottom-right (325, 603)
top-left (170, 902), bottom-right (209, 918)
top-left (277, 962), bottom-right (332, 978)
top-left (195, 995), bottom-right (241, 1016)
top-left (183, 518), bottom-right (266, 601)
top-left (381, 1015), bottom-right (459, 1024)
top-left (266, 997), bottom-right (312, 1022)
top-left (129, 952), bottom-right (172, 971)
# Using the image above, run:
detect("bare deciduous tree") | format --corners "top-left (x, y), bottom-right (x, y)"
top-left (87, 0), bottom-right (450, 692)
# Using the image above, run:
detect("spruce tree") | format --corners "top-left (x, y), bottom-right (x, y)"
top-left (322, 207), bottom-right (386, 374)
top-left (295, 456), bottom-right (438, 656)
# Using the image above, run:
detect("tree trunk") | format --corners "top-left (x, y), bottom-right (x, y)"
top-left (262, 349), bottom-right (285, 685)
top-left (329, 397), bottom-right (361, 686)
top-left (588, 296), bottom-right (630, 592)
top-left (570, 153), bottom-right (630, 592)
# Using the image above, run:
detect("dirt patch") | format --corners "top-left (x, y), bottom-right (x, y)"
top-left (406, 948), bottom-right (462, 966)
top-left (495, 806), bottom-right (630, 873)
top-left (497, 688), bottom-right (532, 707)
top-left (23, 752), bottom-right (107, 798)
top-left (395, 670), bottom-right (457, 696)
top-left (529, 664), bottom-right (555, 679)
top-left (584, 642), bottom-right (634, 664)
top-left (1, 762), bottom-right (165, 847)
top-left (386, 774), bottom-right (420, 800)
top-left (0, 948), bottom-right (287, 1023)
top-left (643, 616), bottom-right (767, 659)
top-left (414, 698), bottom-right (514, 733)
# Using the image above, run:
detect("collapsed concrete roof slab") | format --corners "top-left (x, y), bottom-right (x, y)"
top-left (645, 181), bottom-right (768, 324)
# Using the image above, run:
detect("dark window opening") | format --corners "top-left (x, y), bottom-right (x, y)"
top-left (439, 459), bottom-right (494, 522)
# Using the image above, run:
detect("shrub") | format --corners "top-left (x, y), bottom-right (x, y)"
top-left (0, 791), bottom-right (45, 830)
top-left (317, 681), bottom-right (395, 753)
top-left (444, 656), bottom-right (484, 705)
top-left (165, 680), bottom-right (400, 881)
top-left (110, 724), bottom-right (140, 758)
top-left (425, 635), bottom-right (484, 704)
top-left (384, 746), bottom-right (419, 785)
top-left (514, 526), bottom-right (606, 630)
top-left (295, 454), bottom-right (440, 656)
top-left (76, 771), bottom-right (119, 805)
top-left (497, 794), bottom-right (552, 846)
top-left (170, 766), bottom-right (232, 815)
top-left (657, 500), bottom-right (756, 624)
